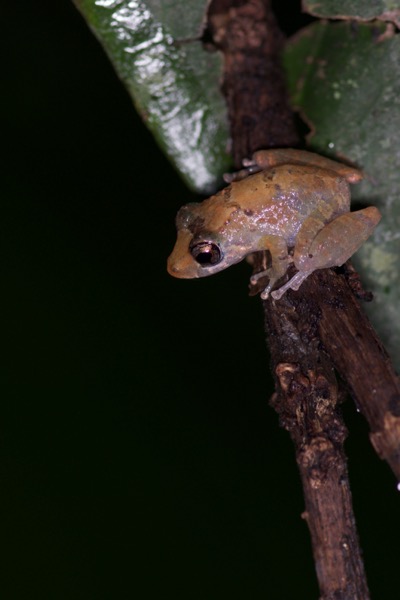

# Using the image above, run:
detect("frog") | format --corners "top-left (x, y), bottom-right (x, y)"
top-left (167, 148), bottom-right (381, 300)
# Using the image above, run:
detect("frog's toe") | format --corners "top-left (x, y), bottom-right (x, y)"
top-left (270, 270), bottom-right (312, 300)
top-left (250, 270), bottom-right (269, 285)
top-left (242, 157), bottom-right (259, 170)
top-left (224, 162), bottom-right (262, 183)
top-left (260, 282), bottom-right (273, 300)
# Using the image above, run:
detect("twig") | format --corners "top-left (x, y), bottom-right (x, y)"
top-left (310, 268), bottom-right (400, 481)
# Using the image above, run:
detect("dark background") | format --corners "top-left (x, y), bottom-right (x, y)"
top-left (1, 2), bottom-right (399, 598)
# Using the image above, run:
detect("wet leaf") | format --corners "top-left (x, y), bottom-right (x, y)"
top-left (303, 0), bottom-right (400, 28)
top-left (285, 21), bottom-right (400, 367)
top-left (74, 0), bottom-right (230, 193)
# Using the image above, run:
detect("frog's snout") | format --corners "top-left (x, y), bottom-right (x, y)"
top-left (167, 260), bottom-right (180, 276)
top-left (167, 251), bottom-right (199, 279)
top-left (167, 255), bottom-right (184, 277)
top-left (167, 230), bottom-right (201, 279)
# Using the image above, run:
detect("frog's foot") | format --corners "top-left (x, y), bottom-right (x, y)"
top-left (223, 160), bottom-right (263, 183)
top-left (251, 255), bottom-right (291, 299)
top-left (250, 269), bottom-right (275, 299)
top-left (251, 268), bottom-right (286, 299)
top-left (270, 271), bottom-right (312, 300)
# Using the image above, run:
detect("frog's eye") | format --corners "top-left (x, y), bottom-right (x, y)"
top-left (190, 241), bottom-right (222, 266)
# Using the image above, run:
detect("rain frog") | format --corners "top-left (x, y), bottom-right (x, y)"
top-left (167, 149), bottom-right (381, 300)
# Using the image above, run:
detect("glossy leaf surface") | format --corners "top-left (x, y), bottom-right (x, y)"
top-left (74, 0), bottom-right (230, 193)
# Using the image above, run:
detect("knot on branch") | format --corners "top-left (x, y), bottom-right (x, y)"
top-left (272, 362), bottom-right (346, 439)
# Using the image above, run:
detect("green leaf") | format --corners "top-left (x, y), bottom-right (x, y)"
top-left (74, 0), bottom-right (230, 193)
top-left (285, 21), bottom-right (400, 368)
top-left (303, 0), bottom-right (400, 27)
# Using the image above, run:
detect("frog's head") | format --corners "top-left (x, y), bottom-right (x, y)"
top-left (167, 202), bottom-right (248, 279)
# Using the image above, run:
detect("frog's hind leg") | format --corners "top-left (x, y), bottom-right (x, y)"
top-left (245, 149), bottom-right (363, 184)
top-left (294, 206), bottom-right (381, 273)
top-left (271, 206), bottom-right (381, 300)
top-left (226, 149), bottom-right (363, 184)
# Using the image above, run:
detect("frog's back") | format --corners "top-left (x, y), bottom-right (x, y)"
top-left (196, 163), bottom-right (351, 242)
top-left (231, 164), bottom-right (350, 211)
top-left (225, 164), bottom-right (351, 241)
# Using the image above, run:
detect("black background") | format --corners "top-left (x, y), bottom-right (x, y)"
top-left (1, 2), bottom-right (399, 598)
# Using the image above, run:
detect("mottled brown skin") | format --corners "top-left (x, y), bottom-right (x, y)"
top-left (168, 149), bottom-right (381, 299)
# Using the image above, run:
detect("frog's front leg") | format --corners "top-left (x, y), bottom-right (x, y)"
top-left (271, 206), bottom-right (381, 300)
top-left (249, 235), bottom-right (290, 299)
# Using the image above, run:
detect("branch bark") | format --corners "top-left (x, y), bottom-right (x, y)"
top-left (206, 0), bottom-right (400, 597)
top-left (207, 0), bottom-right (299, 167)
top-left (266, 285), bottom-right (370, 599)
top-left (309, 268), bottom-right (400, 481)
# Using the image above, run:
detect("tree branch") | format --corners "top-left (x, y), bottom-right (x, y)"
top-left (207, 0), bottom-right (299, 167)
top-left (267, 287), bottom-right (370, 599)
top-left (205, 0), bottom-right (400, 597)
